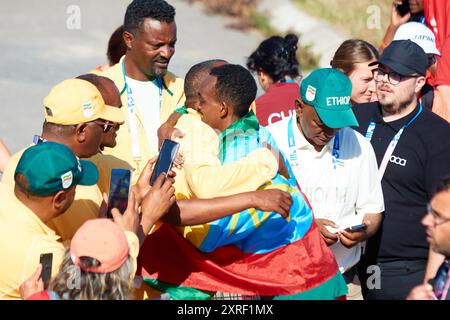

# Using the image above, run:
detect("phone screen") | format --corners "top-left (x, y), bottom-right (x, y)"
top-left (39, 253), bottom-right (53, 289)
top-left (150, 139), bottom-right (180, 185)
top-left (432, 262), bottom-right (449, 299)
top-left (107, 169), bottom-right (131, 219)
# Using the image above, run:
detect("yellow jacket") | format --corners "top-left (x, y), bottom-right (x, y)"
top-left (100, 56), bottom-right (185, 183)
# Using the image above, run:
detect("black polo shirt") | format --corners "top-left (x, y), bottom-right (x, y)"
top-left (352, 102), bottom-right (450, 262)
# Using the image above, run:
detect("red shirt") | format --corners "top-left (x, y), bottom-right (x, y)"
top-left (254, 82), bottom-right (299, 126)
top-left (425, 0), bottom-right (450, 51)
top-left (435, 37), bottom-right (450, 86)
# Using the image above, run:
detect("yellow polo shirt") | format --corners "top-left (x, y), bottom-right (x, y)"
top-left (173, 109), bottom-right (278, 199)
top-left (0, 183), bottom-right (140, 300)
top-left (2, 148), bottom-right (103, 243)
top-left (0, 183), bottom-right (65, 300)
top-left (100, 56), bottom-right (185, 183)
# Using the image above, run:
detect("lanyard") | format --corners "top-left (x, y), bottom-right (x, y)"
top-left (364, 104), bottom-right (423, 179)
top-left (280, 79), bottom-right (294, 83)
top-left (287, 117), bottom-right (340, 168)
top-left (121, 59), bottom-right (163, 166)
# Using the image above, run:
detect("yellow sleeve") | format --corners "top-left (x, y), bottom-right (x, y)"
top-left (1, 149), bottom-right (24, 185)
top-left (176, 115), bottom-right (278, 199)
top-left (185, 148), bottom-right (278, 198)
top-left (124, 231), bottom-right (140, 278)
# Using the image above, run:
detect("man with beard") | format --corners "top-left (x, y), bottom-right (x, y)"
top-left (101, 0), bottom-right (185, 182)
top-left (353, 40), bottom-right (450, 300)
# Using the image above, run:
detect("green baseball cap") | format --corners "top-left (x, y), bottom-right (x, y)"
top-left (300, 68), bottom-right (359, 128)
top-left (15, 141), bottom-right (99, 196)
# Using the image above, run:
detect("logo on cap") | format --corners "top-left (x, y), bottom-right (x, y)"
top-left (61, 171), bottom-right (73, 189)
top-left (305, 85), bottom-right (317, 102)
top-left (326, 96), bottom-right (351, 107)
top-left (82, 101), bottom-right (94, 118)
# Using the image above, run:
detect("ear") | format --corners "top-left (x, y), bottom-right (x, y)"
top-left (414, 76), bottom-right (426, 94)
top-left (123, 31), bottom-right (134, 50)
top-left (219, 100), bottom-right (228, 119)
top-left (52, 190), bottom-right (70, 213)
top-left (294, 99), bottom-right (304, 118)
top-left (74, 123), bottom-right (88, 144)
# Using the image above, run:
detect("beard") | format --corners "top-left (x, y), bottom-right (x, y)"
top-left (378, 90), bottom-right (417, 115)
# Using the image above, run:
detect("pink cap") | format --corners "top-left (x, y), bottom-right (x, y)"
top-left (70, 219), bottom-right (129, 273)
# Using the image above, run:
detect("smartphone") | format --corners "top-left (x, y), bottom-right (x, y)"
top-left (106, 169), bottom-right (131, 219)
top-left (432, 262), bottom-right (449, 300)
top-left (39, 253), bottom-right (53, 289)
top-left (150, 139), bottom-right (180, 186)
top-left (396, 0), bottom-right (410, 17)
top-left (346, 223), bottom-right (367, 232)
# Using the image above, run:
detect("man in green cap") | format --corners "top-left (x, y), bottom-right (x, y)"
top-left (268, 68), bottom-right (384, 300)
top-left (0, 142), bottom-right (99, 299)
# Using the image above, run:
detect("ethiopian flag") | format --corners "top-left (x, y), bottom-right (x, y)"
top-left (138, 112), bottom-right (347, 299)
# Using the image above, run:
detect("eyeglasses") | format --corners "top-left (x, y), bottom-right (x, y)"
top-left (373, 68), bottom-right (418, 86)
top-left (90, 120), bottom-right (114, 133)
top-left (427, 203), bottom-right (450, 225)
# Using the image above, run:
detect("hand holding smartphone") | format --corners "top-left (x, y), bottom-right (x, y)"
top-left (432, 261), bottom-right (449, 300)
top-left (150, 139), bottom-right (180, 186)
top-left (345, 223), bottom-right (367, 233)
top-left (39, 253), bottom-right (53, 289)
top-left (106, 169), bottom-right (131, 219)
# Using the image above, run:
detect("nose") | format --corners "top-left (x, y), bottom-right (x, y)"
top-left (368, 78), bottom-right (376, 93)
top-left (422, 212), bottom-right (433, 228)
top-left (160, 45), bottom-right (175, 60)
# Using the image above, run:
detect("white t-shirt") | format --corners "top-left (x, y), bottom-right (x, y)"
top-left (125, 76), bottom-right (161, 155)
top-left (268, 117), bottom-right (384, 273)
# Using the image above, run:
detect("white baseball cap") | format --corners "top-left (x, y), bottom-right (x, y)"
top-left (393, 22), bottom-right (440, 56)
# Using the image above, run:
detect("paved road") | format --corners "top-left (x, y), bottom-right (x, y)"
top-left (0, 0), bottom-right (262, 154)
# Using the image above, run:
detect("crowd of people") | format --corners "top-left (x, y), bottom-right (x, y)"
top-left (1, 0), bottom-right (450, 301)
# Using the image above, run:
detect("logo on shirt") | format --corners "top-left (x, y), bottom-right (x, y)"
top-left (82, 101), bottom-right (94, 118)
top-left (305, 85), bottom-right (317, 102)
top-left (61, 171), bottom-right (73, 189)
top-left (390, 155), bottom-right (407, 167)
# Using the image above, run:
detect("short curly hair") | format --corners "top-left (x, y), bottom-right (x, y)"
top-left (210, 64), bottom-right (257, 118)
top-left (124, 0), bottom-right (176, 35)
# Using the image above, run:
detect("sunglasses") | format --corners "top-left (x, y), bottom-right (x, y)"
top-left (91, 120), bottom-right (114, 133)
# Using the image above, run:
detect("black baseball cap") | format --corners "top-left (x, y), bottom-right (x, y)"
top-left (369, 40), bottom-right (427, 76)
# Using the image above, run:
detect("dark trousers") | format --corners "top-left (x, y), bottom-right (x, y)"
top-left (358, 259), bottom-right (427, 300)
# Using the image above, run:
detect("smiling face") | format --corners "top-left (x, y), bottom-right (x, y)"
top-left (197, 75), bottom-right (225, 131)
top-left (409, 0), bottom-right (424, 14)
top-left (125, 18), bottom-right (177, 80)
top-left (295, 99), bottom-right (338, 150)
top-left (348, 60), bottom-right (377, 104)
top-left (98, 79), bottom-right (122, 150)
